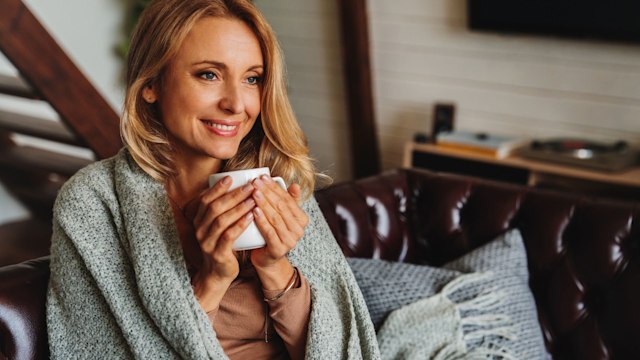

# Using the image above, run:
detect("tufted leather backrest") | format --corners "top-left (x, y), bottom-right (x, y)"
top-left (0, 257), bottom-right (49, 360)
top-left (1, 168), bottom-right (638, 359)
top-left (315, 168), bottom-right (640, 359)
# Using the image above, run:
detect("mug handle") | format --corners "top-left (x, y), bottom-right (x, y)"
top-left (272, 176), bottom-right (287, 190)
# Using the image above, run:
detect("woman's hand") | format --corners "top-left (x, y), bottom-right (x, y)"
top-left (249, 175), bottom-right (308, 288)
top-left (186, 176), bottom-right (255, 310)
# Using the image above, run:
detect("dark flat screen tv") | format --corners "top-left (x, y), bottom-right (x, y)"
top-left (467, 0), bottom-right (640, 44)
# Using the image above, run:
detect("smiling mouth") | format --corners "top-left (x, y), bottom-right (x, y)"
top-left (202, 120), bottom-right (238, 131)
top-left (201, 120), bottom-right (240, 137)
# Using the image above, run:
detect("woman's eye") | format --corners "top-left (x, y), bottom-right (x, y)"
top-left (246, 76), bottom-right (261, 85)
top-left (199, 72), bottom-right (217, 81)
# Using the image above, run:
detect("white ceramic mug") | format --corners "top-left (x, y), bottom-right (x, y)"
top-left (208, 167), bottom-right (287, 250)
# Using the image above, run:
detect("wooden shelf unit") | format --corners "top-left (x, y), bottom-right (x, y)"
top-left (404, 142), bottom-right (640, 201)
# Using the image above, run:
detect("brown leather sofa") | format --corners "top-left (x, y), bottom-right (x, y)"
top-left (2, 168), bottom-right (639, 359)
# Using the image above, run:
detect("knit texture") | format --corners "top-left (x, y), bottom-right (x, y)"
top-left (46, 148), bottom-right (380, 360)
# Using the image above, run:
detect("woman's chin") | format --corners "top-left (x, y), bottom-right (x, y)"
top-left (207, 148), bottom-right (239, 161)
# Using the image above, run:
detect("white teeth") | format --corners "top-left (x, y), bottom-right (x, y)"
top-left (203, 121), bottom-right (236, 131)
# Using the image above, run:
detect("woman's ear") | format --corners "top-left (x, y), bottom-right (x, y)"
top-left (142, 84), bottom-right (158, 104)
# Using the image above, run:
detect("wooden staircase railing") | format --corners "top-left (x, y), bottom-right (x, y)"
top-left (0, 0), bottom-right (122, 266)
top-left (0, 73), bottom-right (38, 99)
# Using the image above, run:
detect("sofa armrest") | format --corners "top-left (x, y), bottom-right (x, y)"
top-left (0, 256), bottom-right (50, 360)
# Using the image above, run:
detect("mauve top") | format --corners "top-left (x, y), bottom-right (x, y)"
top-left (206, 262), bottom-right (311, 360)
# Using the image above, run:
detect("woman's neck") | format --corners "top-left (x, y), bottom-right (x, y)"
top-left (166, 152), bottom-right (223, 208)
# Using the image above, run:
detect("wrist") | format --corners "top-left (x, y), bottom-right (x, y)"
top-left (192, 272), bottom-right (232, 312)
top-left (263, 267), bottom-right (299, 302)
top-left (254, 258), bottom-right (293, 291)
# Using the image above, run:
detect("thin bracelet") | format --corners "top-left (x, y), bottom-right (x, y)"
top-left (264, 267), bottom-right (299, 302)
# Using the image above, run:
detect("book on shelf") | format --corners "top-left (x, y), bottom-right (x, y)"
top-left (435, 131), bottom-right (529, 159)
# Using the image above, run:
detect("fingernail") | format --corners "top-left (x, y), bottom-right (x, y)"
top-left (246, 212), bottom-right (254, 222)
top-left (245, 198), bottom-right (255, 207)
top-left (253, 178), bottom-right (263, 188)
top-left (261, 175), bottom-right (272, 182)
top-left (253, 207), bottom-right (262, 218)
top-left (242, 184), bottom-right (253, 192)
top-left (222, 176), bottom-right (231, 185)
top-left (254, 190), bottom-right (263, 200)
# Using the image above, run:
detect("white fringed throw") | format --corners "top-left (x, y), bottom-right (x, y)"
top-left (377, 272), bottom-right (518, 360)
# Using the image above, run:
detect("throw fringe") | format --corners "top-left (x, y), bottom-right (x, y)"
top-left (436, 343), bottom-right (519, 360)
top-left (377, 271), bottom-right (520, 360)
top-left (440, 271), bottom-right (494, 296)
top-left (462, 313), bottom-right (511, 327)
top-left (464, 326), bottom-right (518, 342)
top-left (456, 289), bottom-right (503, 312)
top-left (442, 272), bottom-right (518, 359)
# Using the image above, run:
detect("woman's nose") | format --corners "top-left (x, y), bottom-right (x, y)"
top-left (218, 83), bottom-right (244, 115)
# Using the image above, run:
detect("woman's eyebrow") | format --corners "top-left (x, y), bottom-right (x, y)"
top-left (191, 61), bottom-right (264, 72)
top-left (247, 65), bottom-right (264, 72)
top-left (192, 60), bottom-right (227, 69)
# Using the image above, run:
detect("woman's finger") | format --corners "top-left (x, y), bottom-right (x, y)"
top-left (253, 177), bottom-right (307, 230)
top-left (252, 189), bottom-right (294, 247)
top-left (214, 211), bottom-right (255, 255)
top-left (286, 184), bottom-right (308, 227)
top-left (288, 183), bottom-right (303, 203)
top-left (200, 207), bottom-right (254, 254)
top-left (195, 182), bottom-right (253, 227)
top-left (195, 197), bottom-right (256, 245)
top-left (193, 176), bottom-right (232, 225)
top-left (197, 184), bottom-right (253, 228)
top-left (252, 207), bottom-right (290, 254)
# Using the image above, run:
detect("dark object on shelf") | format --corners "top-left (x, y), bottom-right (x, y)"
top-left (518, 138), bottom-right (638, 172)
top-left (413, 132), bottom-right (430, 144)
top-left (468, 0), bottom-right (640, 44)
top-left (431, 103), bottom-right (455, 142)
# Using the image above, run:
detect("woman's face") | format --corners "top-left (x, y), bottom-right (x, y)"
top-left (146, 17), bottom-right (263, 162)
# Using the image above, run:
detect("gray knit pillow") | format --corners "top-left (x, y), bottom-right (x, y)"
top-left (347, 229), bottom-right (550, 359)
top-left (346, 257), bottom-right (460, 330)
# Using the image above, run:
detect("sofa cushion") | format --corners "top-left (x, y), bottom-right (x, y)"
top-left (347, 257), bottom-right (460, 329)
top-left (348, 228), bottom-right (549, 359)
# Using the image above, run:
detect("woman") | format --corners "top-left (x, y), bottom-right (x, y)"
top-left (46, 0), bottom-right (379, 359)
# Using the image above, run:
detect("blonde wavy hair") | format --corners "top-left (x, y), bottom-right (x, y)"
top-left (121, 0), bottom-right (324, 199)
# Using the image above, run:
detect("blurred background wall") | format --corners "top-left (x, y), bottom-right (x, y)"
top-left (258, 0), bottom-right (640, 173)
top-left (254, 0), bottom-right (353, 181)
top-left (2, 0), bottom-right (640, 223)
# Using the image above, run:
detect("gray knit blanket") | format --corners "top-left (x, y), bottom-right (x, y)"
top-left (46, 149), bottom-right (380, 359)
